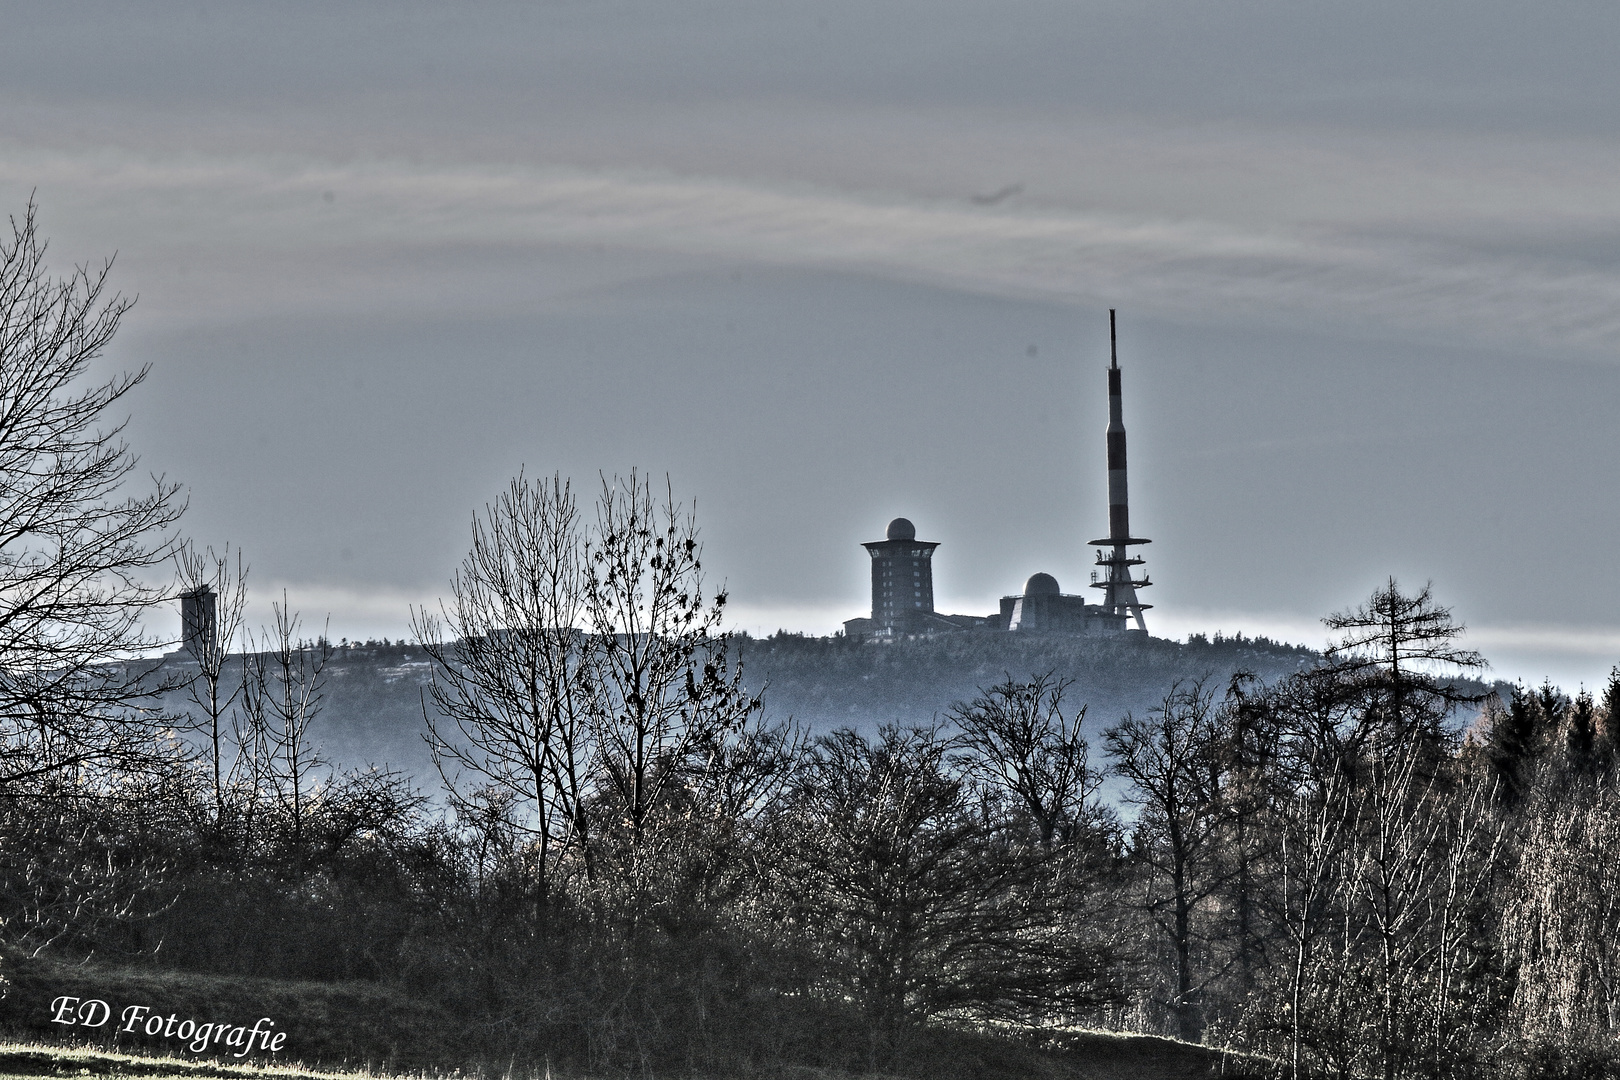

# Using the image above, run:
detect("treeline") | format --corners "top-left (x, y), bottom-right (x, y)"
top-left (732, 624), bottom-right (1321, 738)
top-left (135, 620), bottom-right (1324, 786)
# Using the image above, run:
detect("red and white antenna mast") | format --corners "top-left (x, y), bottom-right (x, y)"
top-left (1088, 309), bottom-right (1152, 632)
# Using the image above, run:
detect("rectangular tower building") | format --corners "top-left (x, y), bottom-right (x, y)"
top-left (863, 517), bottom-right (938, 634)
top-left (180, 586), bottom-right (218, 660)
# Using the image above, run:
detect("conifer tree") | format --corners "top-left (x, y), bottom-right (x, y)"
top-left (1567, 688), bottom-right (1597, 773)
top-left (1487, 682), bottom-right (1542, 804)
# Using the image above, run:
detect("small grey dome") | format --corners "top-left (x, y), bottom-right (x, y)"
top-left (886, 517), bottom-right (917, 541)
top-left (1023, 572), bottom-right (1060, 597)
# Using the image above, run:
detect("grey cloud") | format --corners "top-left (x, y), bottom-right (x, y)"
top-left (9, 143), bottom-right (1620, 356)
top-left (7, 2), bottom-right (1620, 135)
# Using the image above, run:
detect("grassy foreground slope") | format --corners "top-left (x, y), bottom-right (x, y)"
top-left (0, 1040), bottom-right (1259, 1080)
top-left (0, 953), bottom-right (1261, 1080)
top-left (0, 1044), bottom-right (355, 1080)
top-left (0, 953), bottom-right (452, 1074)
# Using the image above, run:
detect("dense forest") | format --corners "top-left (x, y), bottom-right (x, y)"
top-left (736, 627), bottom-right (1322, 731)
top-left (4, 202), bottom-right (1620, 1080)
top-left (130, 623), bottom-right (1328, 788)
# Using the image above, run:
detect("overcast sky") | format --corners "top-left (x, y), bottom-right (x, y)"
top-left (4, 2), bottom-right (1620, 687)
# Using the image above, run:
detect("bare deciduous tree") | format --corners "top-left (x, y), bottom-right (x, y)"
top-left (1105, 680), bottom-right (1228, 1043)
top-left (0, 200), bottom-right (184, 790)
top-left (583, 472), bottom-right (759, 892)
top-left (174, 542), bottom-right (248, 825)
top-left (1227, 582), bottom-right (1509, 1079)
top-left (413, 473), bottom-right (596, 903)
top-left (949, 673), bottom-right (1101, 855)
top-left (416, 470), bottom-right (763, 912)
top-left (242, 597), bottom-right (330, 862)
top-left (1504, 779), bottom-right (1620, 1053)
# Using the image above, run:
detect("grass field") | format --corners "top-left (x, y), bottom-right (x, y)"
top-left (0, 1036), bottom-right (1265, 1080)
top-left (0, 1043), bottom-right (369, 1080)
top-left (0, 948), bottom-right (1265, 1080)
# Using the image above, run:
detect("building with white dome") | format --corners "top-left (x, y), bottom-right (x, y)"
top-left (995, 571), bottom-right (1126, 634)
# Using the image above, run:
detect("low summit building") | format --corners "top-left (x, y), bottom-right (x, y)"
top-left (995, 572), bottom-right (1125, 633)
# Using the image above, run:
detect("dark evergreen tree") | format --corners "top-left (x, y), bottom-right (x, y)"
top-left (1599, 666), bottom-right (1620, 768)
top-left (1566, 688), bottom-right (1597, 773)
top-left (1487, 682), bottom-right (1542, 804)
top-left (1535, 679), bottom-right (1569, 733)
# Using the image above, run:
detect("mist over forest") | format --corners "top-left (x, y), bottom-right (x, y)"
top-left (140, 629), bottom-right (1337, 791)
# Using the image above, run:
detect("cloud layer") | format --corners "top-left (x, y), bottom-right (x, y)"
top-left (10, 137), bottom-right (1620, 358)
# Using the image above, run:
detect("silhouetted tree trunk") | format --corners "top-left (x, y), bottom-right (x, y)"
top-left (414, 472), bottom-right (596, 906)
top-left (175, 542), bottom-right (249, 827)
top-left (1106, 681), bottom-right (1227, 1043)
top-left (583, 472), bottom-right (758, 904)
top-left (0, 199), bottom-right (185, 792)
